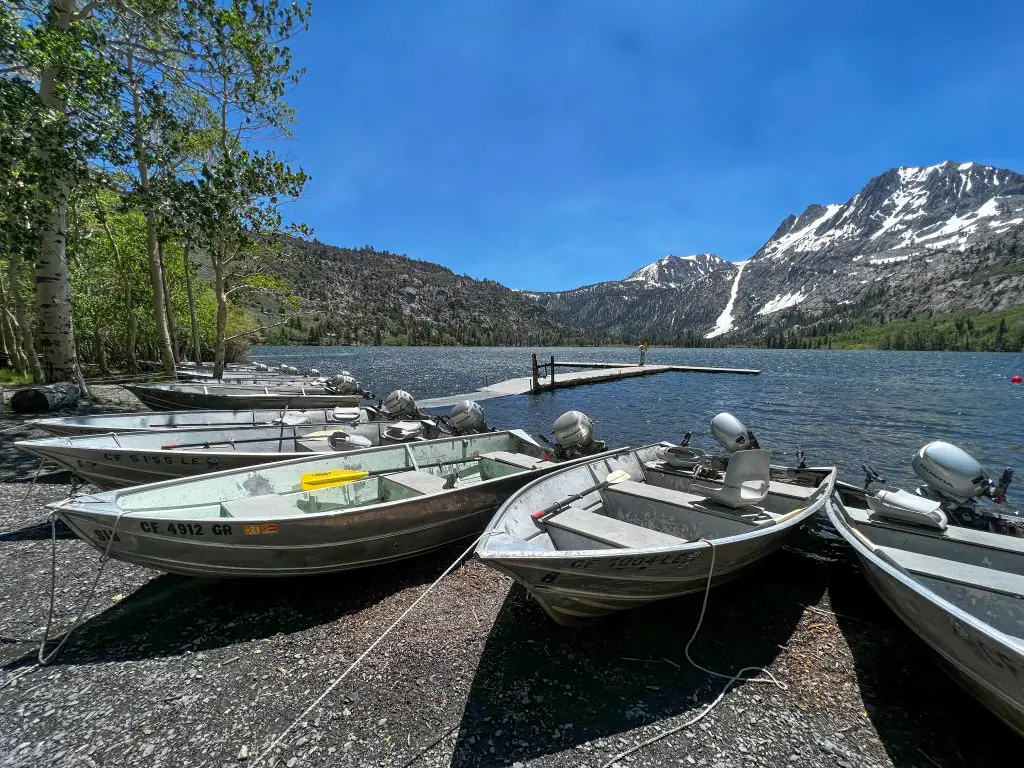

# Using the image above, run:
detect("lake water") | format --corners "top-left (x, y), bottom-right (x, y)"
top-left (252, 345), bottom-right (1024, 494)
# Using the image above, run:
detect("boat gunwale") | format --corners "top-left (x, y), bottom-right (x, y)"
top-left (475, 447), bottom-right (837, 561)
top-left (52, 431), bottom-right (600, 524)
top-left (824, 492), bottom-right (1024, 653)
top-left (17, 421), bottom-right (439, 461)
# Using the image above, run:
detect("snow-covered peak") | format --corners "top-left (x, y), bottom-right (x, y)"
top-left (754, 161), bottom-right (1024, 263)
top-left (625, 253), bottom-right (733, 288)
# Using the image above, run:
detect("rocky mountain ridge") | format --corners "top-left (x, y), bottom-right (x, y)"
top-left (258, 160), bottom-right (1024, 348)
top-left (526, 161), bottom-right (1024, 343)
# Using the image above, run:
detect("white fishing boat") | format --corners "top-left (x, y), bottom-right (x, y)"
top-left (54, 430), bottom-right (598, 577)
top-left (475, 413), bottom-right (836, 624)
top-left (827, 441), bottom-right (1024, 736)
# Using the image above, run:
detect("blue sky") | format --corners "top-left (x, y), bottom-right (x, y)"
top-left (277, 0), bottom-right (1024, 291)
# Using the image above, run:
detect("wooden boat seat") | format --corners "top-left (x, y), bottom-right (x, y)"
top-left (384, 470), bottom-right (449, 495)
top-left (546, 507), bottom-right (687, 551)
top-left (768, 480), bottom-right (818, 501)
top-left (877, 546), bottom-right (1024, 598)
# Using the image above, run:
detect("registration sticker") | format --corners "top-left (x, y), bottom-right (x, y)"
top-left (244, 523), bottom-right (279, 536)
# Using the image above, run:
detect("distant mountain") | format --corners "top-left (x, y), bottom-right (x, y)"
top-left (256, 240), bottom-right (599, 346)
top-left (527, 254), bottom-right (737, 343)
top-left (624, 253), bottom-right (732, 288)
top-left (730, 161), bottom-right (1024, 337)
top-left (255, 161), bottom-right (1024, 350)
top-left (524, 161), bottom-right (1024, 344)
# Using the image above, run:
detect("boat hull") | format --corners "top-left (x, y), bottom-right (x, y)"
top-left (30, 408), bottom-right (379, 437)
top-left (18, 424), bottom-right (447, 490)
top-left (486, 534), bottom-right (789, 624)
top-left (477, 448), bottom-right (835, 624)
top-left (124, 384), bottom-right (364, 411)
top-left (54, 430), bottom-right (591, 578)
top-left (58, 480), bottom-right (521, 577)
top-left (826, 497), bottom-right (1024, 738)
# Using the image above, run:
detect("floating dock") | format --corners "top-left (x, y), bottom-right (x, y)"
top-left (419, 356), bottom-right (760, 408)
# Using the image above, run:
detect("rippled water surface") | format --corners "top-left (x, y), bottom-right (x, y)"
top-left (253, 345), bottom-right (1024, 490)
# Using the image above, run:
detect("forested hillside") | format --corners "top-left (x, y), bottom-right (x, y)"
top-left (257, 239), bottom-right (601, 346)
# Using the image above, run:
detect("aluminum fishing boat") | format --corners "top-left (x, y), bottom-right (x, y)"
top-left (17, 420), bottom-right (456, 489)
top-left (29, 407), bottom-right (385, 437)
top-left (123, 382), bottom-right (366, 411)
top-left (826, 441), bottom-right (1023, 736)
top-left (475, 414), bottom-right (836, 624)
top-left (54, 431), bottom-right (592, 577)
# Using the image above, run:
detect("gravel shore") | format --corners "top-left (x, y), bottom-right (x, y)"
top-left (1, 390), bottom-right (1019, 767)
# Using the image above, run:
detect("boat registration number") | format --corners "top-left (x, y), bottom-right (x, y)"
top-left (138, 521), bottom-right (235, 536)
top-left (101, 452), bottom-right (218, 467)
top-left (566, 551), bottom-right (701, 571)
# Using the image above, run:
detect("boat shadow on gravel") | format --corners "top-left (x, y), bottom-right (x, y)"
top-left (1, 544), bottom-right (465, 671)
top-left (829, 563), bottom-right (1022, 767)
top-left (450, 549), bottom-right (828, 768)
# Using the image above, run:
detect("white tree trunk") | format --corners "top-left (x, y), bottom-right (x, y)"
top-left (183, 241), bottom-right (202, 364)
top-left (158, 236), bottom-right (180, 363)
top-left (35, 0), bottom-right (85, 389)
top-left (128, 52), bottom-right (176, 377)
top-left (213, 251), bottom-right (228, 378)
top-left (0, 274), bottom-right (28, 374)
top-left (9, 255), bottom-right (45, 381)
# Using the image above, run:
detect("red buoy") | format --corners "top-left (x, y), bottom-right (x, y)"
top-left (1012, 375), bottom-right (1023, 384)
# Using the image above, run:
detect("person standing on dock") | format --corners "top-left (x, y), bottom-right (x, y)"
top-left (638, 342), bottom-right (649, 366)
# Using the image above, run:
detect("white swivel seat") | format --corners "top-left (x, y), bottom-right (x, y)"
top-left (689, 449), bottom-right (771, 508)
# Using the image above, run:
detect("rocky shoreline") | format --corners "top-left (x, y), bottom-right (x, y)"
top-left (0, 391), bottom-right (1019, 767)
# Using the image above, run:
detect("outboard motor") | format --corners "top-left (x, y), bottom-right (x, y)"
top-left (710, 412), bottom-right (761, 452)
top-left (382, 389), bottom-right (418, 419)
top-left (545, 411), bottom-right (606, 460)
top-left (383, 421), bottom-right (426, 443)
top-left (867, 441), bottom-right (1017, 533)
top-left (325, 374), bottom-right (374, 399)
top-left (325, 374), bottom-right (359, 394)
top-left (449, 400), bottom-right (488, 435)
top-left (328, 431), bottom-right (374, 451)
top-left (657, 412), bottom-right (757, 475)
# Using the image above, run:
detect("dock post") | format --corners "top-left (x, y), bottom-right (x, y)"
top-left (531, 353), bottom-right (539, 392)
top-left (550, 355), bottom-right (555, 389)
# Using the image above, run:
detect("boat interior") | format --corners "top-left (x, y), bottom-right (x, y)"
top-left (832, 489), bottom-right (1024, 639)
top-left (110, 432), bottom-right (553, 519)
top-left (488, 446), bottom-right (834, 554)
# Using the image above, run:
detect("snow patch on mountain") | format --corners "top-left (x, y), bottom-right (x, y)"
top-left (761, 204), bottom-right (844, 259)
top-left (705, 261), bottom-right (747, 338)
top-left (757, 290), bottom-right (807, 316)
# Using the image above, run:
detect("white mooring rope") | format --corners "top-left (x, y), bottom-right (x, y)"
top-left (249, 532), bottom-right (495, 768)
top-left (600, 539), bottom-right (786, 768)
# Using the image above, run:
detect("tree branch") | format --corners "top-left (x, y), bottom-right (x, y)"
top-left (224, 316), bottom-right (294, 342)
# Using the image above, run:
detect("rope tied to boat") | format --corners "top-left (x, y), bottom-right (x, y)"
top-left (36, 496), bottom-right (131, 667)
top-left (249, 530), bottom-right (501, 768)
top-left (600, 538), bottom-right (786, 768)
